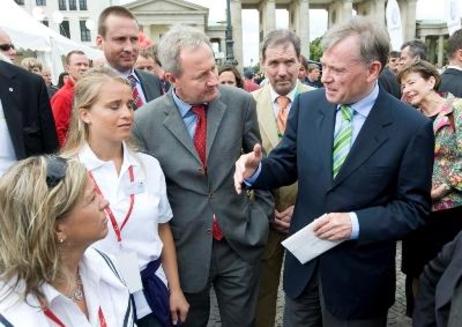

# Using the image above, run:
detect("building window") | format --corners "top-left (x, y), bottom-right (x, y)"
top-left (36, 0), bottom-right (46, 5)
top-left (68, 0), bottom-right (77, 10)
top-left (59, 20), bottom-right (70, 38)
top-left (79, 0), bottom-right (87, 10)
top-left (14, 0), bottom-right (24, 4)
top-left (41, 20), bottom-right (49, 27)
top-left (80, 20), bottom-right (91, 42)
top-left (58, 0), bottom-right (66, 10)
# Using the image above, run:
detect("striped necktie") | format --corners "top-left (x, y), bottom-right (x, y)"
top-left (332, 104), bottom-right (354, 178)
top-left (127, 74), bottom-right (144, 109)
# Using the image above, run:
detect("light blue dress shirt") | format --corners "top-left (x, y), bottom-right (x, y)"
top-left (246, 83), bottom-right (380, 239)
top-left (171, 88), bottom-right (198, 138)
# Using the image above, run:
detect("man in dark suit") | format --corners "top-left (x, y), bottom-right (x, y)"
top-left (133, 26), bottom-right (273, 326)
top-left (234, 17), bottom-right (435, 326)
top-left (413, 230), bottom-right (462, 327)
top-left (438, 28), bottom-right (462, 97)
top-left (0, 59), bottom-right (58, 176)
top-left (96, 6), bottom-right (162, 107)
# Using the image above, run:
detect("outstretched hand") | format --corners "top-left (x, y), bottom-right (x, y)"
top-left (234, 144), bottom-right (263, 194)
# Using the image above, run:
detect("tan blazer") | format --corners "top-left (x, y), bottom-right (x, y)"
top-left (252, 82), bottom-right (313, 211)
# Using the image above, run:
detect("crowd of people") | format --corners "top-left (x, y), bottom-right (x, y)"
top-left (1, 4), bottom-right (462, 327)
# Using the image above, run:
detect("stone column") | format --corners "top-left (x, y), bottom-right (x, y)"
top-left (289, 0), bottom-right (310, 59)
top-left (437, 35), bottom-right (445, 67)
top-left (231, 0), bottom-right (243, 69)
top-left (399, 0), bottom-right (417, 41)
top-left (259, 0), bottom-right (276, 38)
top-left (371, 0), bottom-right (386, 26)
top-left (340, 0), bottom-right (353, 23)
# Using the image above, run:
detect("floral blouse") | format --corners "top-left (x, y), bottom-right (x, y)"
top-left (431, 96), bottom-right (462, 211)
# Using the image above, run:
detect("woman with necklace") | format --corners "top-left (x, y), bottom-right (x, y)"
top-left (62, 67), bottom-right (189, 327)
top-left (0, 155), bottom-right (135, 326)
top-left (399, 60), bottom-right (462, 316)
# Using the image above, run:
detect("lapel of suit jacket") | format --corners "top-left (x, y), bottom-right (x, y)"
top-left (206, 94), bottom-right (226, 158)
top-left (161, 91), bottom-right (202, 164)
top-left (256, 85), bottom-right (279, 149)
top-left (134, 69), bottom-right (153, 102)
top-left (0, 63), bottom-right (25, 159)
top-left (331, 89), bottom-right (393, 188)
top-left (315, 96), bottom-right (337, 187)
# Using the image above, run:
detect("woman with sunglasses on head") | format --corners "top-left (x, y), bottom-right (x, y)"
top-left (62, 67), bottom-right (189, 327)
top-left (399, 60), bottom-right (462, 315)
top-left (0, 155), bottom-right (135, 326)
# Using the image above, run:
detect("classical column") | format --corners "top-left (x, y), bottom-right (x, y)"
top-left (293, 0), bottom-right (310, 58)
top-left (340, 0), bottom-right (353, 23)
top-left (437, 35), bottom-right (445, 67)
top-left (259, 0), bottom-right (276, 38)
top-left (231, 0), bottom-right (243, 68)
top-left (371, 0), bottom-right (386, 26)
top-left (399, 0), bottom-right (417, 41)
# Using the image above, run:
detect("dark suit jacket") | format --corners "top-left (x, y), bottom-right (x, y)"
top-left (135, 68), bottom-right (163, 103)
top-left (0, 61), bottom-right (58, 159)
top-left (133, 86), bottom-right (274, 292)
top-left (413, 231), bottom-right (462, 327)
top-left (378, 67), bottom-right (401, 99)
top-left (253, 87), bottom-right (435, 319)
top-left (438, 68), bottom-right (462, 98)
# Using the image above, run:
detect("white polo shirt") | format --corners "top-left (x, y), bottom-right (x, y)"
top-left (78, 142), bottom-right (173, 319)
top-left (0, 248), bottom-right (134, 326)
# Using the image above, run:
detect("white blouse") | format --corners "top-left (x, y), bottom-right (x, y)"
top-left (78, 143), bottom-right (173, 319)
top-left (0, 248), bottom-right (134, 326)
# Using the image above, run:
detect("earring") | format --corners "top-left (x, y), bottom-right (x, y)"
top-left (58, 238), bottom-right (64, 244)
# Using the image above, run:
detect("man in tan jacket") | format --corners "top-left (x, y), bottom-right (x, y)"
top-left (253, 29), bottom-right (314, 327)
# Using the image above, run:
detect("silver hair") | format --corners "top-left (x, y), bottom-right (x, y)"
top-left (321, 16), bottom-right (390, 72)
top-left (158, 25), bottom-right (213, 76)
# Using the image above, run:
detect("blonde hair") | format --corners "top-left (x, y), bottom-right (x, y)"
top-left (62, 67), bottom-right (137, 156)
top-left (20, 57), bottom-right (43, 73)
top-left (0, 156), bottom-right (87, 300)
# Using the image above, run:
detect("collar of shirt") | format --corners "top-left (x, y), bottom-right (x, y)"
top-left (78, 142), bottom-right (140, 174)
top-left (269, 81), bottom-right (299, 105)
top-left (337, 82), bottom-right (379, 118)
top-left (446, 65), bottom-right (462, 72)
top-left (171, 88), bottom-right (192, 118)
top-left (41, 248), bottom-right (127, 305)
top-left (106, 65), bottom-right (139, 83)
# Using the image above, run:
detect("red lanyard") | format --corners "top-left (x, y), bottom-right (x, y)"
top-left (88, 166), bottom-right (135, 242)
top-left (43, 305), bottom-right (107, 327)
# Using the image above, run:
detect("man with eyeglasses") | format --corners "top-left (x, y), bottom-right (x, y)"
top-left (0, 29), bottom-right (16, 63)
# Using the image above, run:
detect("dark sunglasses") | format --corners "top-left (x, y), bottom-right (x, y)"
top-left (45, 155), bottom-right (68, 188)
top-left (0, 43), bottom-right (15, 51)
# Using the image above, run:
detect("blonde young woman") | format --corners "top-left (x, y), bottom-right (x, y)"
top-left (62, 67), bottom-right (189, 327)
top-left (0, 156), bottom-right (135, 326)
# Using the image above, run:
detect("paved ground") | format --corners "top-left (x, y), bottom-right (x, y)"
top-left (207, 242), bottom-right (412, 327)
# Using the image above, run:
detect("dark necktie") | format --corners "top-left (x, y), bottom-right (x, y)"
top-left (127, 74), bottom-right (144, 109)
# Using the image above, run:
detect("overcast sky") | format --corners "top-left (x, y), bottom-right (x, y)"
top-left (121, 0), bottom-right (449, 65)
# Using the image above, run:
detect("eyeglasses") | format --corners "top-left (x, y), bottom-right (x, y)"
top-left (0, 43), bottom-right (15, 51)
top-left (45, 155), bottom-right (68, 188)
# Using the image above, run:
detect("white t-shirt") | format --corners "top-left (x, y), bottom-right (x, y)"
top-left (0, 248), bottom-right (134, 326)
top-left (78, 142), bottom-right (173, 319)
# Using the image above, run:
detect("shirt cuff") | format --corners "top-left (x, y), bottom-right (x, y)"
top-left (243, 163), bottom-right (262, 186)
top-left (349, 212), bottom-right (359, 239)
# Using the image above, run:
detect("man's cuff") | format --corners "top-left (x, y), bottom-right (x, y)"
top-left (243, 163), bottom-right (262, 186)
top-left (349, 212), bottom-right (359, 239)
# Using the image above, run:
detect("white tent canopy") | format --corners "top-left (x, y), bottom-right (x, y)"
top-left (0, 0), bottom-right (102, 82)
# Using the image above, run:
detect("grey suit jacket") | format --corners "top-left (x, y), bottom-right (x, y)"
top-left (135, 68), bottom-right (163, 103)
top-left (133, 85), bottom-right (274, 292)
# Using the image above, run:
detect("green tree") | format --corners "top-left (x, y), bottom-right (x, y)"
top-left (309, 36), bottom-right (323, 62)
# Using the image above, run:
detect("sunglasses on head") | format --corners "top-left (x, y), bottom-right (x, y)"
top-left (0, 43), bottom-right (15, 51)
top-left (45, 155), bottom-right (68, 188)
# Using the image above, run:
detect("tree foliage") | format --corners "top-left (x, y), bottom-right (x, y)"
top-left (309, 36), bottom-right (323, 62)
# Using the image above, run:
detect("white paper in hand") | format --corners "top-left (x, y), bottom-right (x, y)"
top-left (281, 219), bottom-right (344, 264)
